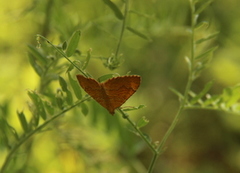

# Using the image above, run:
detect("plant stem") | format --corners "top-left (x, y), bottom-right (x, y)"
top-left (41, 0), bottom-right (54, 37)
top-left (0, 98), bottom-right (89, 173)
top-left (119, 109), bottom-right (157, 154)
top-left (148, 1), bottom-right (197, 171)
top-left (115, 0), bottom-right (129, 59)
top-left (118, 109), bottom-right (159, 173)
top-left (148, 151), bottom-right (159, 173)
top-left (157, 0), bottom-right (196, 152)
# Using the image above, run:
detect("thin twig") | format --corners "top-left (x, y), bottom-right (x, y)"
top-left (147, 1), bottom-right (197, 172)
top-left (115, 0), bottom-right (129, 59)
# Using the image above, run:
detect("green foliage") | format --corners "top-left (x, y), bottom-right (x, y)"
top-left (17, 111), bottom-right (29, 133)
top-left (28, 90), bottom-right (47, 121)
top-left (68, 72), bottom-right (82, 100)
top-left (65, 30), bottom-right (81, 57)
top-left (102, 0), bottom-right (124, 20)
top-left (1, 0), bottom-right (240, 173)
top-left (137, 116), bottom-right (149, 129)
top-left (126, 26), bottom-right (152, 41)
top-left (187, 85), bottom-right (240, 114)
top-left (80, 102), bottom-right (89, 116)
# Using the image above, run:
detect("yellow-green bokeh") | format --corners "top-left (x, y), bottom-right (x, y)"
top-left (1, 0), bottom-right (240, 173)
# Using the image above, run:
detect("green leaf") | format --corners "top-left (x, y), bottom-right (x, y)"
top-left (82, 48), bottom-right (92, 70)
top-left (222, 86), bottom-right (240, 108)
top-left (62, 41), bottom-right (67, 50)
top-left (195, 46), bottom-right (218, 60)
top-left (136, 104), bottom-right (145, 109)
top-left (0, 101), bottom-right (10, 116)
top-left (195, 32), bottom-right (219, 44)
top-left (203, 94), bottom-right (221, 107)
top-left (28, 53), bottom-right (44, 76)
top-left (143, 133), bottom-right (152, 143)
top-left (59, 76), bottom-right (74, 105)
top-left (59, 76), bottom-right (68, 92)
top-left (169, 87), bottom-right (184, 99)
top-left (55, 95), bottom-right (64, 110)
top-left (184, 56), bottom-right (192, 73)
top-left (44, 101), bottom-right (54, 115)
top-left (81, 102), bottom-right (89, 116)
top-left (190, 81), bottom-right (213, 104)
top-left (137, 116), bottom-right (149, 128)
top-left (65, 90), bottom-right (73, 105)
top-left (194, 21), bottom-right (209, 30)
top-left (121, 104), bottom-right (145, 112)
top-left (68, 72), bottom-right (82, 100)
top-left (102, 0), bottom-right (124, 20)
top-left (98, 74), bottom-right (116, 83)
top-left (195, 0), bottom-right (213, 15)
top-left (28, 45), bottom-right (47, 65)
top-left (28, 102), bottom-right (40, 127)
top-left (0, 129), bottom-right (9, 147)
top-left (28, 91), bottom-right (47, 120)
top-left (66, 30), bottom-right (81, 57)
top-left (17, 111), bottom-right (29, 133)
top-left (73, 60), bottom-right (82, 71)
top-left (66, 63), bottom-right (75, 73)
top-left (0, 115), bottom-right (19, 145)
top-left (129, 10), bottom-right (154, 19)
top-left (0, 118), bottom-right (19, 141)
top-left (127, 26), bottom-right (151, 41)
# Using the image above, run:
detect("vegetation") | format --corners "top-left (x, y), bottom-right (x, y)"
top-left (1, 0), bottom-right (240, 172)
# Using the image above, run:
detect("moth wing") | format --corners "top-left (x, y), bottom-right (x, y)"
top-left (103, 75), bottom-right (141, 112)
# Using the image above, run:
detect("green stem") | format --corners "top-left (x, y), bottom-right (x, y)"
top-left (148, 1), bottom-right (197, 171)
top-left (147, 105), bottom-right (185, 172)
top-left (118, 109), bottom-right (157, 154)
top-left (115, 0), bottom-right (129, 59)
top-left (41, 0), bottom-right (54, 37)
top-left (157, 106), bottom-right (184, 152)
top-left (0, 98), bottom-right (89, 173)
top-left (118, 109), bottom-right (159, 173)
top-left (148, 152), bottom-right (158, 173)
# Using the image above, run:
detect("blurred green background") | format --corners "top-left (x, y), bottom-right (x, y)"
top-left (1, 0), bottom-right (240, 172)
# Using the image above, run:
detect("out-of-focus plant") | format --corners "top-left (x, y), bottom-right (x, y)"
top-left (1, 0), bottom-right (240, 173)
